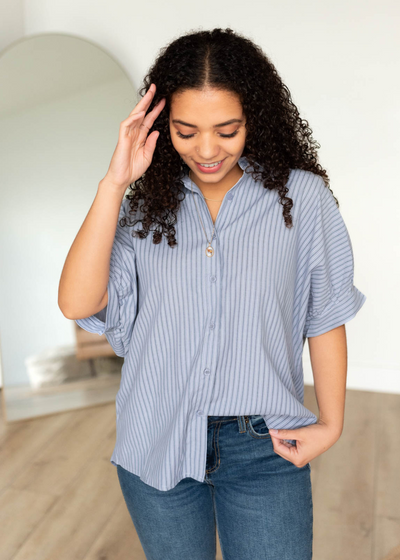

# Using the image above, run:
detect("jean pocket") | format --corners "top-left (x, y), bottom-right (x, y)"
top-left (247, 415), bottom-right (271, 439)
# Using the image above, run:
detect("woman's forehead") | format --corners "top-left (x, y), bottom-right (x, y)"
top-left (169, 88), bottom-right (243, 119)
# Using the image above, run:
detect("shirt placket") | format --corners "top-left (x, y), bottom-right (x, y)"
top-left (191, 190), bottom-right (235, 421)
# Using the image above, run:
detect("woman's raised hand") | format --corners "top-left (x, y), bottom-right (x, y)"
top-left (102, 83), bottom-right (166, 192)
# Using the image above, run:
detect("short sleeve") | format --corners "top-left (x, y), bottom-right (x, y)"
top-left (75, 198), bottom-right (138, 357)
top-left (302, 180), bottom-right (367, 338)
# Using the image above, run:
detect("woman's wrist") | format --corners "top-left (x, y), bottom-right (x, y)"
top-left (317, 416), bottom-right (343, 439)
top-left (97, 176), bottom-right (129, 197)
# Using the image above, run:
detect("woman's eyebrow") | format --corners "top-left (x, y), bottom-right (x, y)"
top-left (172, 118), bottom-right (243, 128)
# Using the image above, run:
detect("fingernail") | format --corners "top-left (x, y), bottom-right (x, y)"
top-left (270, 429), bottom-right (278, 435)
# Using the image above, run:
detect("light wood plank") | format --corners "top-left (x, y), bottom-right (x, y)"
top-left (0, 410), bottom-right (76, 494)
top-left (10, 404), bottom-right (116, 497)
top-left (0, 488), bottom-right (56, 560)
top-left (375, 516), bottom-right (400, 560)
top-left (1, 388), bottom-right (400, 560)
top-left (11, 427), bottom-right (121, 560)
top-left (381, 543), bottom-right (400, 560)
top-left (373, 392), bottom-right (400, 559)
top-left (312, 389), bottom-right (377, 560)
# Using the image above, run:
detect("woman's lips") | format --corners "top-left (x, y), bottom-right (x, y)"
top-left (194, 159), bottom-right (225, 173)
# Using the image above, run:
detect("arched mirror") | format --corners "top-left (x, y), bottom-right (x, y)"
top-left (0, 33), bottom-right (138, 422)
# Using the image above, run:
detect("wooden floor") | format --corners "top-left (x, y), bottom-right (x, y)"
top-left (0, 386), bottom-right (399, 560)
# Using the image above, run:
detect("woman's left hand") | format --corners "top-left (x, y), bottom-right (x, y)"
top-left (268, 420), bottom-right (342, 468)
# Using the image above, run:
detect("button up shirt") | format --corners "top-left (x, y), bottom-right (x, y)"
top-left (75, 155), bottom-right (367, 491)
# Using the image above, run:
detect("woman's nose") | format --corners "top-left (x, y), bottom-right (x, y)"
top-left (195, 138), bottom-right (220, 161)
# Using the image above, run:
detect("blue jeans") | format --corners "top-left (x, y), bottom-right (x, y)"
top-left (116, 415), bottom-right (313, 560)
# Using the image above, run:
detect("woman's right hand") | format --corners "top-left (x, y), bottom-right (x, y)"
top-left (102, 83), bottom-right (166, 192)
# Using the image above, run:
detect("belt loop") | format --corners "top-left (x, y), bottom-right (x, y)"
top-left (237, 415), bottom-right (247, 433)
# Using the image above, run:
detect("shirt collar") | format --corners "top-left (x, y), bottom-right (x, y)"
top-left (180, 155), bottom-right (254, 196)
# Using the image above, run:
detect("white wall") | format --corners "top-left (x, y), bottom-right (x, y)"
top-left (2, 0), bottom-right (399, 391)
top-left (0, 0), bottom-right (25, 388)
top-left (0, 0), bottom-right (24, 52)
top-left (0, 78), bottom-right (134, 386)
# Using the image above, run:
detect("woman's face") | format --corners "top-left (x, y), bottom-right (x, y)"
top-left (169, 87), bottom-right (247, 185)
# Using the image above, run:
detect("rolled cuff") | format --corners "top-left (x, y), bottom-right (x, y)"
top-left (303, 284), bottom-right (367, 338)
top-left (75, 275), bottom-right (120, 336)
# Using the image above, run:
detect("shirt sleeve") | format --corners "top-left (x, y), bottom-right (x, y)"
top-left (75, 197), bottom-right (138, 357)
top-left (303, 179), bottom-right (367, 338)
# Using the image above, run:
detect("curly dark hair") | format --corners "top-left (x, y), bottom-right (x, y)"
top-left (121, 27), bottom-right (337, 248)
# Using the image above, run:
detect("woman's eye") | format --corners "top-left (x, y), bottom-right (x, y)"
top-left (176, 131), bottom-right (195, 139)
top-left (176, 130), bottom-right (239, 139)
top-left (220, 130), bottom-right (239, 138)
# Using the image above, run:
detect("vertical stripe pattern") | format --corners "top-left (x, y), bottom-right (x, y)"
top-left (75, 156), bottom-right (367, 491)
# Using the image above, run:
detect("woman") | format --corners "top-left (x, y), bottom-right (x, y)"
top-left (59, 28), bottom-right (366, 560)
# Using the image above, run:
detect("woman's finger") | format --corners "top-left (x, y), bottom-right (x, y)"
top-left (123, 98), bottom-right (165, 143)
top-left (140, 97), bottom-right (166, 132)
top-left (122, 110), bottom-right (145, 126)
top-left (127, 83), bottom-right (156, 118)
top-left (142, 130), bottom-right (160, 164)
top-left (118, 110), bottom-right (146, 138)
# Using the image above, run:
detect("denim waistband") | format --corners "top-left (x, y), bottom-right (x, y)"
top-left (207, 414), bottom-right (265, 422)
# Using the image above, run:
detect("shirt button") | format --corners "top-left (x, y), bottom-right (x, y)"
top-left (203, 368), bottom-right (211, 375)
top-left (209, 322), bottom-right (215, 330)
top-left (197, 409), bottom-right (204, 416)
top-left (226, 193), bottom-right (233, 200)
top-left (210, 275), bottom-right (216, 282)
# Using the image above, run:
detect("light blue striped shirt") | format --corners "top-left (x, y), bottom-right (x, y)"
top-left (76, 155), bottom-right (366, 491)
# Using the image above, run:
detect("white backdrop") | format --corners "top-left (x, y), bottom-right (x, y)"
top-left (1, 0), bottom-right (399, 392)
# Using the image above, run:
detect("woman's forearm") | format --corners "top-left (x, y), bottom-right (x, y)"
top-left (58, 179), bottom-right (125, 319)
top-left (307, 325), bottom-right (348, 437)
